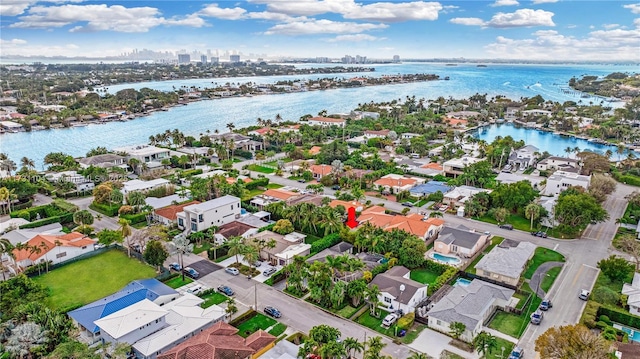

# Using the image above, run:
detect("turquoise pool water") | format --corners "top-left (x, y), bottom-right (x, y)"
top-left (617, 325), bottom-right (640, 343)
top-left (430, 252), bottom-right (461, 264)
top-left (455, 278), bottom-right (472, 287)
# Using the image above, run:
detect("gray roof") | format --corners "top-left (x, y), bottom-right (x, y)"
top-left (2, 223), bottom-right (64, 245)
top-left (428, 279), bottom-right (515, 329)
top-left (475, 241), bottom-right (537, 279)
top-left (437, 226), bottom-right (485, 250)
top-left (369, 266), bottom-right (425, 305)
top-left (184, 195), bottom-right (240, 212)
top-left (78, 153), bottom-right (124, 166)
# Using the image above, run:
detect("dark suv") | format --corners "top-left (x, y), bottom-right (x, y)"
top-left (499, 224), bottom-right (513, 230)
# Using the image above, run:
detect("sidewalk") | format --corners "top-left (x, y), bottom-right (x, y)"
top-left (483, 327), bottom-right (518, 344)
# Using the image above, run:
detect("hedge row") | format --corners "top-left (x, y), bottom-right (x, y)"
top-left (229, 309), bottom-right (257, 326)
top-left (310, 233), bottom-right (341, 254)
top-left (265, 268), bottom-right (287, 286)
top-left (120, 212), bottom-right (149, 225)
top-left (597, 306), bottom-right (640, 330)
top-left (19, 213), bottom-right (74, 229)
top-left (427, 266), bottom-right (458, 296)
top-left (90, 202), bottom-right (121, 217)
top-left (245, 177), bottom-right (269, 190)
top-left (613, 171), bottom-right (640, 187)
top-left (422, 259), bottom-right (450, 276)
top-left (181, 169), bottom-right (204, 177)
top-left (207, 245), bottom-right (230, 260)
top-left (11, 203), bottom-right (68, 221)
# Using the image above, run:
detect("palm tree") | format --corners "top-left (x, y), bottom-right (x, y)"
top-left (366, 285), bottom-right (381, 317)
top-left (173, 234), bottom-right (193, 281)
top-left (225, 297), bottom-right (238, 318)
top-left (407, 352), bottom-right (429, 359)
top-left (364, 336), bottom-right (386, 359)
top-left (242, 244), bottom-right (259, 274)
top-left (525, 203), bottom-right (541, 230)
top-left (118, 218), bottom-right (133, 257)
top-left (226, 236), bottom-right (245, 265)
top-left (343, 337), bottom-right (364, 359)
top-left (20, 157), bottom-right (35, 172)
top-left (473, 331), bottom-right (498, 357)
top-left (0, 238), bottom-right (15, 280)
top-left (428, 211), bottom-right (443, 218)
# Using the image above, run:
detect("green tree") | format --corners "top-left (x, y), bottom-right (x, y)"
top-left (473, 331), bottom-right (498, 357)
top-left (525, 203), bottom-right (542, 230)
top-left (143, 240), bottom-right (169, 272)
top-left (555, 189), bottom-right (608, 232)
top-left (118, 218), bottom-right (133, 257)
top-left (449, 322), bottom-right (466, 340)
top-left (72, 210), bottom-right (94, 226)
top-left (346, 279), bottom-right (368, 307)
top-left (226, 236), bottom-right (246, 265)
top-left (126, 191), bottom-right (147, 212)
top-left (5, 322), bottom-right (48, 359)
top-left (48, 340), bottom-right (100, 359)
top-left (535, 324), bottom-right (610, 359)
top-left (173, 234), bottom-right (193, 281)
top-left (493, 207), bottom-right (509, 224)
top-left (597, 255), bottom-right (634, 283)
top-left (343, 337), bottom-right (364, 359)
top-left (366, 285), bottom-right (381, 317)
top-left (272, 219), bottom-right (295, 235)
top-left (398, 235), bottom-right (427, 269)
top-left (225, 297), bottom-right (238, 318)
top-left (364, 336), bottom-right (387, 359)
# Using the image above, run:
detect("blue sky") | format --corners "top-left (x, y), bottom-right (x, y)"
top-left (1, 0), bottom-right (639, 61)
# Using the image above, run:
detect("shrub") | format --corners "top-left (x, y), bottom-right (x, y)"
top-left (597, 306), bottom-right (640, 329)
top-left (19, 213), bottom-right (74, 229)
top-left (581, 301), bottom-right (600, 328)
top-left (15, 210), bottom-right (31, 221)
top-left (181, 169), bottom-right (203, 177)
top-left (592, 286), bottom-right (621, 306)
top-left (265, 268), bottom-right (286, 286)
top-left (396, 312), bottom-right (415, 330)
top-left (422, 259), bottom-right (449, 275)
top-left (371, 263), bottom-right (389, 278)
top-left (599, 315), bottom-right (611, 325)
top-left (118, 205), bottom-right (134, 215)
top-left (310, 233), bottom-right (341, 254)
top-left (90, 202), bottom-right (121, 217)
top-left (207, 245), bottom-right (229, 260)
top-left (428, 267), bottom-right (458, 296)
top-left (120, 212), bottom-right (149, 225)
top-left (245, 177), bottom-right (269, 190)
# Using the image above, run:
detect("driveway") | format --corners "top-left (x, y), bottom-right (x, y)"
top-left (529, 261), bottom-right (564, 298)
top-left (187, 259), bottom-right (222, 277)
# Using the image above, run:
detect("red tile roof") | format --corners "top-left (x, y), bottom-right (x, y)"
top-left (154, 201), bottom-right (200, 221)
top-left (310, 164), bottom-right (332, 176)
top-left (373, 177), bottom-right (417, 187)
top-left (421, 163), bottom-right (444, 170)
top-left (13, 232), bottom-right (95, 262)
top-left (308, 146), bottom-right (322, 155)
top-left (262, 188), bottom-right (299, 201)
top-left (309, 116), bottom-right (345, 123)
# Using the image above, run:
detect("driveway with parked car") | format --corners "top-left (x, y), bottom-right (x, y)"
top-left (186, 259), bottom-right (222, 277)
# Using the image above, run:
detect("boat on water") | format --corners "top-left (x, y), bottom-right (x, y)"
top-left (477, 64), bottom-right (488, 68)
top-left (445, 64), bottom-right (457, 66)
top-left (444, 76), bottom-right (450, 80)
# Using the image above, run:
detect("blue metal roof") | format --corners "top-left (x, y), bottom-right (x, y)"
top-left (68, 279), bottom-right (176, 333)
top-left (409, 181), bottom-right (452, 196)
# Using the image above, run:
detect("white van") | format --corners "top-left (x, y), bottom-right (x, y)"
top-left (187, 285), bottom-right (203, 295)
top-left (410, 153), bottom-right (420, 159)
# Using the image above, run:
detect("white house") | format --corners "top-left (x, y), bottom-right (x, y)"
top-left (373, 174), bottom-right (424, 194)
top-left (622, 272), bottom-right (640, 316)
top-left (307, 116), bottom-right (346, 128)
top-left (536, 156), bottom-right (579, 172)
top-left (507, 145), bottom-right (539, 170)
top-left (544, 170), bottom-right (591, 195)
top-left (522, 109), bottom-right (552, 117)
top-left (370, 266), bottom-right (428, 314)
top-left (11, 232), bottom-right (96, 269)
top-left (442, 157), bottom-right (484, 177)
top-left (45, 171), bottom-right (95, 192)
top-left (113, 144), bottom-right (170, 169)
top-left (427, 279), bottom-right (515, 343)
top-left (177, 195), bottom-right (241, 233)
top-left (443, 186), bottom-right (491, 208)
top-left (274, 243), bottom-right (312, 266)
top-left (122, 178), bottom-right (171, 197)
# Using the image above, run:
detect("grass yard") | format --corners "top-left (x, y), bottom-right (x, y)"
top-left (193, 242), bottom-right (212, 255)
top-left (440, 351), bottom-right (466, 359)
top-left (243, 188), bottom-right (265, 201)
top-left (540, 266), bottom-right (562, 293)
top-left (513, 291), bottom-right (531, 310)
top-left (35, 250), bottom-right (156, 310)
top-left (523, 247), bottom-right (566, 279)
top-left (488, 294), bottom-right (543, 338)
top-left (247, 164), bottom-right (276, 174)
top-left (485, 338), bottom-right (515, 359)
top-left (268, 323), bottom-right (287, 336)
top-left (304, 234), bottom-right (323, 244)
top-left (235, 313), bottom-right (277, 338)
top-left (356, 311), bottom-right (396, 337)
top-left (267, 183), bottom-right (283, 189)
top-left (465, 237), bottom-right (501, 274)
top-left (163, 275), bottom-right (193, 289)
top-left (410, 268), bottom-right (440, 285)
top-left (401, 323), bottom-right (428, 344)
top-left (476, 214), bottom-right (531, 232)
top-left (200, 291), bottom-right (229, 308)
top-left (333, 304), bottom-right (363, 319)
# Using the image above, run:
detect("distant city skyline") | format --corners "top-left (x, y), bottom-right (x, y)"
top-left (1, 0), bottom-right (639, 62)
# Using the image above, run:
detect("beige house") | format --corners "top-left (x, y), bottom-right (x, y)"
top-left (434, 225), bottom-right (488, 258)
top-left (373, 174), bottom-right (424, 194)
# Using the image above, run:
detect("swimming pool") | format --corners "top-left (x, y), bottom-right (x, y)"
top-left (430, 252), bottom-right (461, 265)
top-left (614, 324), bottom-right (640, 343)
top-left (454, 278), bottom-right (472, 287)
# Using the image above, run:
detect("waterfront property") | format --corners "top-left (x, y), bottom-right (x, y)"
top-left (442, 157), bottom-right (484, 177)
top-left (543, 170), bottom-right (591, 196)
top-left (536, 156), bottom-right (579, 172)
top-left (307, 116), bottom-right (346, 127)
top-left (78, 153), bottom-right (127, 169)
top-left (177, 195), bottom-right (241, 232)
top-left (113, 144), bottom-right (170, 169)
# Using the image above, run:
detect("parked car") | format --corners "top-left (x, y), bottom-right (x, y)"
top-left (531, 231), bottom-right (548, 238)
top-left (530, 310), bottom-right (543, 325)
top-left (253, 261), bottom-right (262, 268)
top-left (508, 347), bottom-right (524, 359)
top-left (263, 267), bottom-right (277, 276)
top-left (187, 285), bottom-right (203, 295)
top-left (264, 306), bottom-right (282, 318)
top-left (183, 267), bottom-right (199, 278)
top-left (499, 224), bottom-right (514, 230)
top-left (331, 185), bottom-right (341, 190)
top-left (298, 179), bottom-right (306, 183)
top-left (579, 289), bottom-right (590, 300)
top-left (225, 267), bottom-right (240, 276)
top-left (217, 285), bottom-right (234, 296)
top-left (382, 313), bottom-right (399, 327)
top-left (169, 262), bottom-right (182, 271)
top-left (402, 202), bottom-right (414, 207)
top-left (94, 243), bottom-right (106, 249)
top-left (539, 298), bottom-right (552, 311)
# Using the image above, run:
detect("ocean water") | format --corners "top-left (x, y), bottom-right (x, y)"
top-left (1, 62), bottom-right (636, 169)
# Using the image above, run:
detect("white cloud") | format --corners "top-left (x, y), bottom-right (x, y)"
top-left (450, 17), bottom-right (486, 26)
top-left (247, 11), bottom-right (302, 22)
top-left (264, 19), bottom-right (388, 35)
top-left (342, 2), bottom-right (442, 22)
top-left (603, 23), bottom-right (620, 29)
top-left (0, 38), bottom-right (28, 45)
top-left (325, 34), bottom-right (382, 42)
top-left (0, 0), bottom-right (82, 17)
top-left (485, 27), bottom-right (640, 61)
top-left (199, 4), bottom-right (246, 20)
top-left (623, 3), bottom-right (640, 14)
top-left (635, 18), bottom-right (640, 27)
top-left (450, 9), bottom-right (554, 28)
top-left (249, 0), bottom-right (356, 17)
top-left (487, 9), bottom-right (555, 27)
top-left (532, 0), bottom-right (558, 4)
top-left (11, 4), bottom-right (206, 32)
top-left (491, 0), bottom-right (519, 7)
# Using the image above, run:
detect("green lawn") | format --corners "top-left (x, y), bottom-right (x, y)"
top-left (268, 323), bottom-right (287, 336)
top-left (485, 338), bottom-right (515, 359)
top-left (476, 214), bottom-right (531, 232)
top-left (410, 268), bottom-right (440, 284)
top-left (235, 313), bottom-right (277, 338)
top-left (267, 183), bottom-right (283, 189)
top-left (333, 304), bottom-right (362, 319)
top-left (34, 250), bottom-right (156, 310)
top-left (523, 247), bottom-right (566, 279)
top-left (465, 237), bottom-right (501, 274)
top-left (247, 164), bottom-right (276, 174)
top-left (540, 266), bottom-right (562, 293)
top-left (513, 292), bottom-right (530, 310)
top-left (199, 291), bottom-right (228, 308)
top-left (356, 311), bottom-right (425, 344)
top-left (163, 276), bottom-right (193, 289)
top-left (488, 294), bottom-right (543, 338)
top-left (243, 188), bottom-right (265, 201)
top-left (193, 242), bottom-right (212, 255)
top-left (304, 234), bottom-right (323, 244)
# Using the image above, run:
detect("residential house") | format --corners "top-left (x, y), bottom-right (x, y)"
top-left (400, 132), bottom-right (420, 140)
top-left (373, 174), bottom-right (424, 194)
top-left (11, 232), bottom-right (96, 269)
top-left (363, 129), bottom-right (390, 139)
top-left (113, 144), bottom-right (170, 169)
top-left (257, 339), bottom-right (299, 359)
top-left (250, 188), bottom-right (301, 209)
top-left (153, 201), bottom-right (200, 225)
top-left (495, 172), bottom-right (544, 190)
top-left (78, 153), bottom-right (127, 170)
top-left (214, 221), bottom-right (259, 243)
top-left (248, 230), bottom-right (308, 265)
top-left (122, 178), bottom-right (171, 197)
top-left (350, 110), bottom-right (380, 120)
top-left (310, 164), bottom-right (333, 179)
top-left (622, 272), bottom-right (640, 316)
top-left (247, 127), bottom-right (276, 137)
top-left (95, 295), bottom-right (226, 359)
top-left (308, 146), bottom-right (322, 155)
top-left (536, 156), bottom-right (579, 172)
top-left (307, 116), bottom-right (346, 127)
top-left (0, 120), bottom-right (24, 132)
top-left (443, 186), bottom-right (491, 209)
top-left (306, 242), bottom-right (354, 264)
top-left (45, 171), bottom-right (95, 192)
top-left (356, 206), bottom-right (443, 240)
top-left (474, 240), bottom-right (537, 287)
top-left (274, 243), bottom-right (312, 266)
top-left (209, 132), bottom-right (263, 152)
top-left (416, 162), bottom-right (444, 177)
top-left (543, 170), bottom-right (591, 196)
top-left (157, 321), bottom-right (276, 359)
top-left (68, 279), bottom-right (180, 344)
top-left (145, 194), bottom-right (192, 210)
top-left (442, 157), bottom-right (484, 177)
top-left (522, 109), bottom-right (552, 117)
top-left (329, 199), bottom-right (365, 212)
top-left (176, 195), bottom-right (241, 233)
top-left (1, 223), bottom-right (64, 245)
top-left (409, 181), bottom-right (452, 198)
top-left (507, 145), bottom-right (539, 170)
top-left (427, 279), bottom-right (515, 343)
top-left (370, 266), bottom-right (428, 314)
top-left (446, 118), bottom-right (468, 128)
top-left (434, 225), bottom-right (488, 258)
top-left (445, 111), bottom-right (480, 119)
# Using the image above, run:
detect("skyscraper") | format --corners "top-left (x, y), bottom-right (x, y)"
top-left (200, 55), bottom-right (207, 64)
top-left (177, 54), bottom-right (191, 64)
